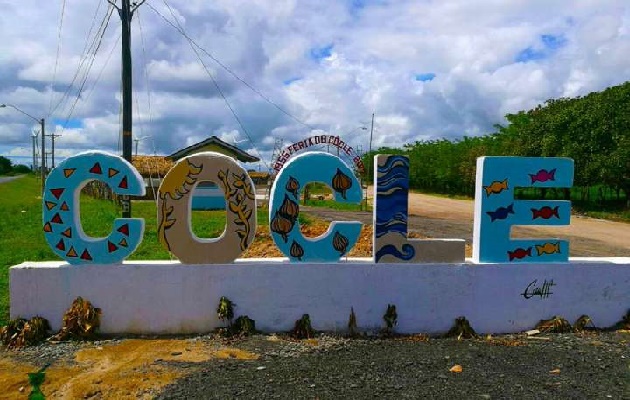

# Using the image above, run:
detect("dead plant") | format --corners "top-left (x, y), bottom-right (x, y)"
top-left (50, 297), bottom-right (101, 341)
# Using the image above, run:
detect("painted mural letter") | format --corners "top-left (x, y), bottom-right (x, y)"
top-left (269, 152), bottom-right (362, 262)
top-left (472, 156), bottom-right (574, 263)
top-left (157, 152), bottom-right (256, 264)
top-left (42, 151), bottom-right (145, 264)
top-left (373, 155), bottom-right (465, 263)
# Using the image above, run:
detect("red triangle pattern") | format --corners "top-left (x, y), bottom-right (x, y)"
top-left (56, 239), bottom-right (65, 251)
top-left (89, 162), bottom-right (102, 174)
top-left (117, 224), bottom-right (130, 236)
top-left (108, 241), bottom-right (118, 253)
top-left (51, 213), bottom-right (63, 224)
top-left (50, 188), bottom-right (65, 200)
top-left (118, 176), bottom-right (128, 189)
top-left (80, 249), bottom-right (93, 261)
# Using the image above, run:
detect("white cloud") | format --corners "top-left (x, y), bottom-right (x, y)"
top-left (1, 0), bottom-right (629, 169)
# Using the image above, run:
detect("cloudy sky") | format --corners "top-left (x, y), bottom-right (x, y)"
top-left (1, 0), bottom-right (629, 171)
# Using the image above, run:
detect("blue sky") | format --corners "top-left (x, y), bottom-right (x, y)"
top-left (1, 0), bottom-right (629, 171)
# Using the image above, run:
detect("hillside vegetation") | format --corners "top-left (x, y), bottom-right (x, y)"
top-left (364, 81), bottom-right (630, 212)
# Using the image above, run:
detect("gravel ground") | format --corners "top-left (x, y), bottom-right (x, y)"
top-left (155, 332), bottom-right (630, 400)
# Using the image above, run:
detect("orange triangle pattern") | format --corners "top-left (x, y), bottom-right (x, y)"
top-left (43, 222), bottom-right (52, 233)
top-left (66, 246), bottom-right (78, 257)
top-left (63, 168), bottom-right (76, 178)
top-left (60, 202), bottom-right (69, 211)
top-left (45, 201), bottom-right (57, 210)
top-left (119, 238), bottom-right (128, 247)
top-left (61, 227), bottom-right (72, 238)
top-left (108, 168), bottom-right (120, 178)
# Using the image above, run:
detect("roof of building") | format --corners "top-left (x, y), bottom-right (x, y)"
top-left (131, 155), bottom-right (174, 177)
top-left (167, 136), bottom-right (260, 163)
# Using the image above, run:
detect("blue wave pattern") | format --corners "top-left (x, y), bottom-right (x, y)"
top-left (375, 244), bottom-right (415, 263)
top-left (375, 155), bottom-right (410, 239)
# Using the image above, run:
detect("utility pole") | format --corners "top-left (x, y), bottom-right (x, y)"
top-left (41, 118), bottom-right (46, 193)
top-left (368, 113), bottom-right (375, 179)
top-left (50, 132), bottom-right (62, 168)
top-left (110, 0), bottom-right (145, 218)
top-left (32, 131), bottom-right (38, 172)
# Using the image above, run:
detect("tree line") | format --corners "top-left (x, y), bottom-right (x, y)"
top-left (362, 81), bottom-right (630, 206)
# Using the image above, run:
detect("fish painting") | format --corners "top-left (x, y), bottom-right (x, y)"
top-left (483, 179), bottom-right (508, 197)
top-left (535, 242), bottom-right (561, 256)
top-left (486, 203), bottom-right (515, 222)
top-left (529, 168), bottom-right (556, 184)
top-left (508, 247), bottom-right (532, 261)
top-left (531, 206), bottom-right (560, 220)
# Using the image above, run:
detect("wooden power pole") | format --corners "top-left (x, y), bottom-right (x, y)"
top-left (111, 0), bottom-right (145, 218)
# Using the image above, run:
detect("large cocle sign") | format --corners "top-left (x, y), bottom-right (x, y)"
top-left (42, 150), bottom-right (574, 265)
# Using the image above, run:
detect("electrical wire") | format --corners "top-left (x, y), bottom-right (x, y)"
top-left (160, 0), bottom-right (270, 170)
top-left (48, 0), bottom-right (67, 116)
top-left (146, 1), bottom-right (317, 134)
top-left (49, 2), bottom-right (113, 118)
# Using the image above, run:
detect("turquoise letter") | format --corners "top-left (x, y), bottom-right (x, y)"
top-left (472, 156), bottom-right (573, 263)
top-left (42, 151), bottom-right (145, 264)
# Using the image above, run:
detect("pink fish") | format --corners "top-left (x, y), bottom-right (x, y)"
top-left (529, 168), bottom-right (556, 184)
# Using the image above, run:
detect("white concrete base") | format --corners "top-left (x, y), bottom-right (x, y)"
top-left (10, 258), bottom-right (630, 335)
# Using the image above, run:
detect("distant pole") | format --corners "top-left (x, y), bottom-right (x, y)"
top-left (50, 133), bottom-right (61, 168)
top-left (32, 132), bottom-right (37, 172)
top-left (41, 118), bottom-right (46, 194)
top-left (368, 113), bottom-right (374, 179)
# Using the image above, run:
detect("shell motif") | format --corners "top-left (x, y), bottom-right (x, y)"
top-left (270, 211), bottom-right (294, 243)
top-left (279, 194), bottom-right (299, 222)
top-left (332, 231), bottom-right (349, 255)
top-left (331, 168), bottom-right (352, 199)
top-left (290, 240), bottom-right (305, 260)
top-left (285, 176), bottom-right (300, 198)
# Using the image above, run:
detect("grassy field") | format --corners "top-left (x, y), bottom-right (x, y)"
top-left (0, 175), bottom-right (273, 326)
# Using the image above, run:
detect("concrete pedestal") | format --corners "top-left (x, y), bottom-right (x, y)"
top-left (10, 258), bottom-right (630, 334)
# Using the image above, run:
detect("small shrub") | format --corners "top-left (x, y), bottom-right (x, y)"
top-left (445, 316), bottom-right (477, 339)
top-left (347, 307), bottom-right (358, 337)
top-left (535, 315), bottom-right (572, 333)
top-left (0, 316), bottom-right (51, 348)
top-left (611, 309), bottom-right (630, 330)
top-left (217, 296), bottom-right (235, 327)
top-left (27, 363), bottom-right (50, 400)
top-left (291, 314), bottom-right (315, 339)
top-left (230, 316), bottom-right (256, 336)
top-left (50, 297), bottom-right (101, 341)
top-left (383, 304), bottom-right (398, 331)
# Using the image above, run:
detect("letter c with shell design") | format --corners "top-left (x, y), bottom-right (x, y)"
top-left (269, 152), bottom-right (362, 262)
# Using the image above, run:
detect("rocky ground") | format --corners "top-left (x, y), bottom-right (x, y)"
top-left (2, 331), bottom-right (630, 399)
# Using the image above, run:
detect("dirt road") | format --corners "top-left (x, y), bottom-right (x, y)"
top-left (304, 191), bottom-right (630, 257)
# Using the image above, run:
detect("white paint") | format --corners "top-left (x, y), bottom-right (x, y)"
top-left (10, 258), bottom-right (630, 334)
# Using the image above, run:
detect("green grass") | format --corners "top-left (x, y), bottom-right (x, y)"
top-left (0, 175), bottom-right (270, 326)
top-left (303, 198), bottom-right (370, 211)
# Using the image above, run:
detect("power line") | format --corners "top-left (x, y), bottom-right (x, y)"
top-left (146, 1), bottom-right (317, 134)
top-left (160, 0), bottom-right (269, 170)
top-left (48, 0), bottom-right (67, 116)
top-left (48, 3), bottom-right (115, 118)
